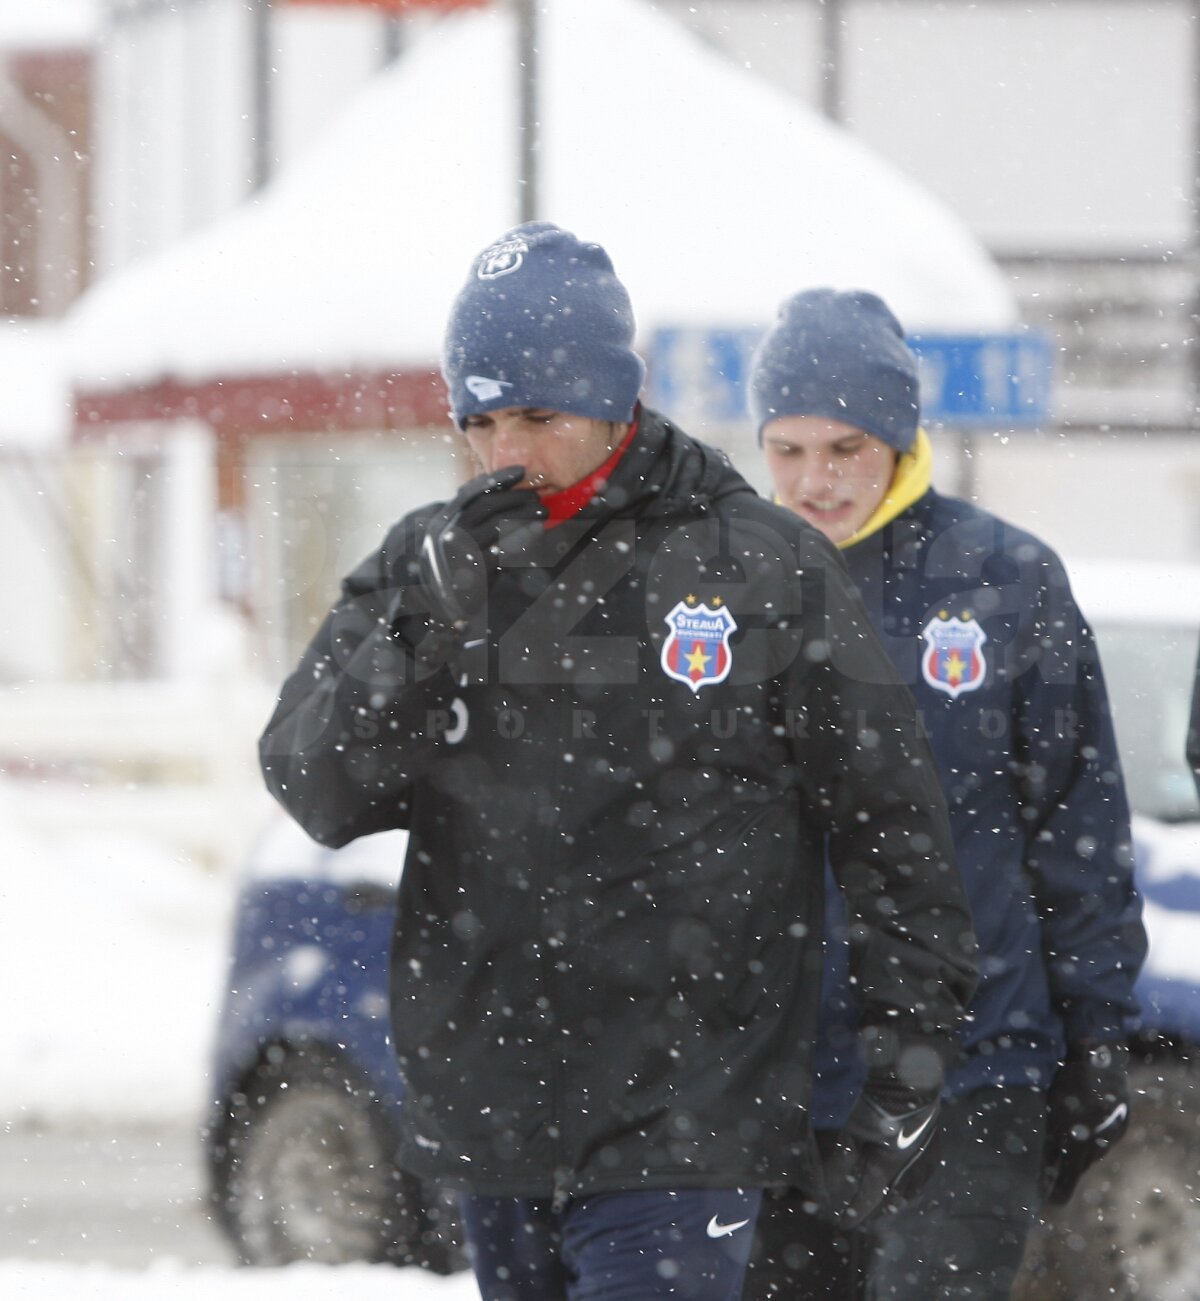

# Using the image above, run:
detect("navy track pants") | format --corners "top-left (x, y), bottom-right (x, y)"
top-left (461, 1186), bottom-right (763, 1300)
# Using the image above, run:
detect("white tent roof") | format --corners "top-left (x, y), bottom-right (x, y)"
top-left (0, 0), bottom-right (99, 50)
top-left (65, 0), bottom-right (1016, 392)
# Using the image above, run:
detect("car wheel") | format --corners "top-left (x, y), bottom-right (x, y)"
top-left (1016, 1056), bottom-right (1200, 1301)
top-left (215, 1045), bottom-right (464, 1273)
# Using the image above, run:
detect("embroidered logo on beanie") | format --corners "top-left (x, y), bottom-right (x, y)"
top-left (443, 221), bottom-right (646, 428)
top-left (477, 236), bottom-right (527, 280)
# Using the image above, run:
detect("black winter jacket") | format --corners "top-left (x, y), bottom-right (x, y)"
top-left (259, 409), bottom-right (976, 1200)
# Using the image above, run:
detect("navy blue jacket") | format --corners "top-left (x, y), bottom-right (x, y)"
top-left (813, 486), bottom-right (1147, 1127)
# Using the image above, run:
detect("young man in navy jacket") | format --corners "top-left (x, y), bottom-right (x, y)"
top-left (744, 289), bottom-right (1147, 1300)
top-left (259, 230), bottom-right (976, 1300)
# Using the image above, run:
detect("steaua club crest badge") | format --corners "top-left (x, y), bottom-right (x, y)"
top-left (661, 597), bottom-right (737, 695)
top-left (921, 610), bottom-right (988, 699)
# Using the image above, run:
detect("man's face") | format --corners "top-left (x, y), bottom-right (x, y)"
top-left (462, 407), bottom-right (622, 496)
top-left (762, 415), bottom-right (898, 545)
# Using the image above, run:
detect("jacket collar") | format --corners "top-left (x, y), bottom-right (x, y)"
top-left (573, 404), bottom-right (752, 524)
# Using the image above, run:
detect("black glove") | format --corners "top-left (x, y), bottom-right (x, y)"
top-left (1042, 1041), bottom-right (1130, 1206)
top-left (820, 1073), bottom-right (942, 1230)
top-left (417, 466), bottom-right (544, 631)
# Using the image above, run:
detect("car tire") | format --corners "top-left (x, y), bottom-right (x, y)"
top-left (1015, 1055), bottom-right (1200, 1301)
top-left (214, 1044), bottom-right (465, 1274)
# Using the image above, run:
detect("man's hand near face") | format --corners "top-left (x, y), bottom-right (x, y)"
top-left (418, 465), bottom-right (545, 631)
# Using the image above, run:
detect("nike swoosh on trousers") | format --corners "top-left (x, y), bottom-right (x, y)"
top-left (706, 1215), bottom-right (750, 1238)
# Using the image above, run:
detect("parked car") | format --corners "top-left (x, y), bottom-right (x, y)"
top-left (1015, 558), bottom-right (1200, 1301)
top-left (205, 558), bottom-right (1200, 1295)
top-left (203, 818), bottom-right (466, 1273)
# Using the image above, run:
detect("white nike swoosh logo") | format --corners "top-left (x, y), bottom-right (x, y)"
top-left (896, 1111), bottom-right (936, 1151)
top-left (706, 1215), bottom-right (750, 1238)
top-left (1094, 1103), bottom-right (1128, 1134)
top-left (465, 375), bottom-right (513, 401)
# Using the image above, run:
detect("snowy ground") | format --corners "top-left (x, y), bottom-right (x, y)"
top-left (1, 816), bottom-right (231, 1129)
top-left (0, 788), bottom-right (477, 1297)
top-left (0, 1261), bottom-right (476, 1299)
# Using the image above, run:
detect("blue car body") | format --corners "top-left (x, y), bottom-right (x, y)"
top-left (208, 823), bottom-right (409, 1127)
top-left (1129, 816), bottom-right (1200, 1049)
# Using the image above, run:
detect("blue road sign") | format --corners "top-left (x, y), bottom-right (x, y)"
top-left (908, 332), bottom-right (1053, 426)
top-left (646, 326), bottom-right (1053, 427)
top-left (647, 326), bottom-right (762, 425)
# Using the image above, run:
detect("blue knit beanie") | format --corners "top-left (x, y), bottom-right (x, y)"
top-left (442, 221), bottom-right (646, 429)
top-left (749, 289), bottom-right (920, 451)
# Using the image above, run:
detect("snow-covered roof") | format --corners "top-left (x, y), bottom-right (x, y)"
top-left (0, 0), bottom-right (100, 50)
top-left (65, 0), bottom-right (1016, 392)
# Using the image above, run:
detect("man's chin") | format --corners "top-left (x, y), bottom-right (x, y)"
top-left (794, 509), bottom-right (846, 542)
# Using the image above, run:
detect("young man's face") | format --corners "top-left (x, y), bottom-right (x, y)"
top-left (762, 415), bottom-right (898, 545)
top-left (462, 407), bottom-right (624, 497)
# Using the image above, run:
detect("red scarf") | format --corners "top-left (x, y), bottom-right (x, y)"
top-left (540, 414), bottom-right (639, 529)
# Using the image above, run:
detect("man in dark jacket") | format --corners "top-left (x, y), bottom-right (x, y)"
top-left (259, 226), bottom-right (976, 1301)
top-left (744, 289), bottom-right (1148, 1300)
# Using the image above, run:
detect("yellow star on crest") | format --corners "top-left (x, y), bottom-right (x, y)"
top-left (686, 644), bottom-right (711, 676)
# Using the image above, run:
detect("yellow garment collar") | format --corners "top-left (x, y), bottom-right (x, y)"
top-left (837, 428), bottom-right (932, 550)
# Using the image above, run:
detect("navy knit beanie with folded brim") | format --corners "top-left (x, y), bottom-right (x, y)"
top-left (442, 221), bottom-right (646, 429)
top-left (749, 288), bottom-right (920, 452)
